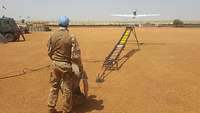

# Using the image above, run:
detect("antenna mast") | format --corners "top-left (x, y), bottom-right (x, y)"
top-left (1, 0), bottom-right (7, 17)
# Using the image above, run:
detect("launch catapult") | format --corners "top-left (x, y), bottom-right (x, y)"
top-left (96, 25), bottom-right (140, 83)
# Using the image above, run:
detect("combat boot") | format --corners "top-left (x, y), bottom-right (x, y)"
top-left (48, 109), bottom-right (57, 113)
top-left (48, 106), bottom-right (57, 113)
top-left (63, 111), bottom-right (73, 113)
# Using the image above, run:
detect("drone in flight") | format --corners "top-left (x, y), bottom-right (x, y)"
top-left (112, 10), bottom-right (160, 19)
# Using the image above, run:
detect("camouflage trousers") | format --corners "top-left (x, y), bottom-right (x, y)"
top-left (71, 63), bottom-right (87, 106)
top-left (48, 61), bottom-right (73, 112)
top-left (48, 61), bottom-right (86, 112)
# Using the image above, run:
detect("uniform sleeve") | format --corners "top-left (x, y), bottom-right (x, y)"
top-left (47, 35), bottom-right (53, 58)
top-left (71, 35), bottom-right (81, 60)
top-left (71, 35), bottom-right (83, 72)
top-left (81, 70), bottom-right (88, 80)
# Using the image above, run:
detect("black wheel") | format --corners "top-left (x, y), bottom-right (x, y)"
top-left (0, 33), bottom-right (8, 43)
top-left (5, 33), bottom-right (17, 42)
top-left (19, 26), bottom-right (25, 34)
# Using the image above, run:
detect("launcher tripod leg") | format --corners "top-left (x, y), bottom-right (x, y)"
top-left (132, 26), bottom-right (140, 49)
top-left (96, 67), bottom-right (107, 83)
top-left (96, 26), bottom-right (140, 83)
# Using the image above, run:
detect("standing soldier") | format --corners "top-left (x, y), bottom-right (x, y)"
top-left (47, 16), bottom-right (87, 113)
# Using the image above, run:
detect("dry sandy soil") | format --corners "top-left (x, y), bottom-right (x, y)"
top-left (0, 27), bottom-right (200, 113)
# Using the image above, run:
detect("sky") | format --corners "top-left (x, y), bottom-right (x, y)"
top-left (0, 0), bottom-right (200, 21)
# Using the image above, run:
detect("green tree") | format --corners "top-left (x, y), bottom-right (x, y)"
top-left (173, 19), bottom-right (184, 27)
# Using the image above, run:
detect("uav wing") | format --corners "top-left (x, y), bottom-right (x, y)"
top-left (112, 14), bottom-right (160, 18)
top-left (112, 14), bottom-right (134, 17)
top-left (136, 14), bottom-right (160, 17)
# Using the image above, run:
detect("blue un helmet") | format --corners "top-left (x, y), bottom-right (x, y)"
top-left (58, 16), bottom-right (70, 27)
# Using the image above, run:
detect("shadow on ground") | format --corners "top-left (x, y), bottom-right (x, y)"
top-left (73, 95), bottom-right (104, 113)
top-left (118, 49), bottom-right (139, 69)
top-left (57, 95), bottom-right (103, 113)
top-left (96, 49), bottom-right (139, 83)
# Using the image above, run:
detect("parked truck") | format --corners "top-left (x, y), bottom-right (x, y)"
top-left (0, 17), bottom-right (25, 43)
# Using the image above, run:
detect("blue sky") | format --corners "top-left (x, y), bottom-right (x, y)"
top-left (0, 0), bottom-right (200, 21)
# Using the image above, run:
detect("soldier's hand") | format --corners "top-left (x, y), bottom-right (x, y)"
top-left (84, 92), bottom-right (88, 98)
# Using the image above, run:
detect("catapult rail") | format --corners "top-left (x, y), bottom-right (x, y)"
top-left (96, 25), bottom-right (140, 82)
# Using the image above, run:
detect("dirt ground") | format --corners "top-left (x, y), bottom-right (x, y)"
top-left (0, 27), bottom-right (200, 113)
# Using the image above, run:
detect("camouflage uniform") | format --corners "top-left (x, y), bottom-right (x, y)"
top-left (47, 28), bottom-right (82, 113)
top-left (71, 35), bottom-right (88, 106)
top-left (71, 63), bottom-right (88, 106)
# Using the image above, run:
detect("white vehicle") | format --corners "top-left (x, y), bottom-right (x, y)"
top-left (112, 10), bottom-right (160, 19)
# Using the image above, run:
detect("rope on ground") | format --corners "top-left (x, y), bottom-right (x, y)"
top-left (0, 65), bottom-right (50, 80)
top-left (83, 59), bottom-right (103, 63)
top-left (0, 58), bottom-right (103, 80)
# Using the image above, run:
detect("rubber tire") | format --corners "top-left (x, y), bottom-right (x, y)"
top-left (0, 33), bottom-right (8, 43)
top-left (5, 33), bottom-right (16, 42)
top-left (19, 26), bottom-right (25, 34)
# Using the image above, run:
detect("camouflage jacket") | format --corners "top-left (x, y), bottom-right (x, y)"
top-left (47, 28), bottom-right (83, 71)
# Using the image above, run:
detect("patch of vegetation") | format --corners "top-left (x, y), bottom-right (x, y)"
top-left (173, 19), bottom-right (184, 27)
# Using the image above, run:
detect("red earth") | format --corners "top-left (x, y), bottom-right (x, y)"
top-left (0, 27), bottom-right (200, 113)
